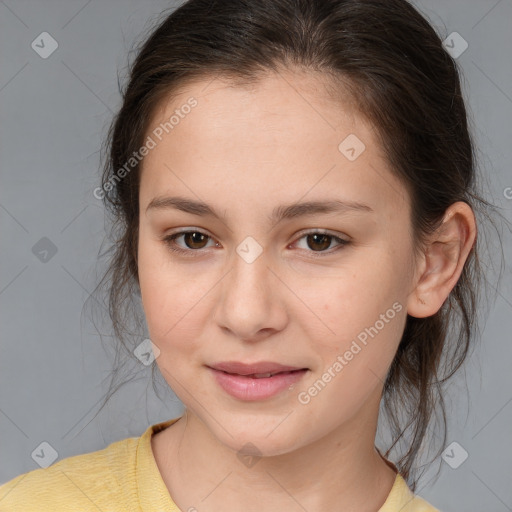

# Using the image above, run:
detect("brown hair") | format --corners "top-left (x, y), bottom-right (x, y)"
top-left (90, 0), bottom-right (505, 490)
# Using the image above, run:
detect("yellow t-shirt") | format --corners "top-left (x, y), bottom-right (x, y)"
top-left (0, 417), bottom-right (440, 511)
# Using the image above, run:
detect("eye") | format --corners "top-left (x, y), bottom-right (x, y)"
top-left (162, 230), bottom-right (218, 256)
top-left (291, 230), bottom-right (350, 256)
top-left (161, 229), bottom-right (350, 257)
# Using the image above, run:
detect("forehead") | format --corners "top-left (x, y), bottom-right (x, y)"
top-left (139, 70), bottom-right (408, 220)
top-left (147, 69), bottom-right (361, 149)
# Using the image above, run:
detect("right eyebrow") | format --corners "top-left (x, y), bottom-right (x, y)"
top-left (145, 195), bottom-right (374, 225)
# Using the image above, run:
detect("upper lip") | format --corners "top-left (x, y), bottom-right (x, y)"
top-left (208, 361), bottom-right (306, 375)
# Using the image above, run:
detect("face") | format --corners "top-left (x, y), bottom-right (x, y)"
top-left (137, 69), bottom-right (418, 456)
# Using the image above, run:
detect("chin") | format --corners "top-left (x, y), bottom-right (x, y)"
top-left (203, 411), bottom-right (307, 458)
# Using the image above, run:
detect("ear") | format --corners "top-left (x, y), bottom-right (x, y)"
top-left (407, 201), bottom-right (477, 318)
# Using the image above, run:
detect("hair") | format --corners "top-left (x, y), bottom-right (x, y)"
top-left (88, 0), bottom-right (506, 491)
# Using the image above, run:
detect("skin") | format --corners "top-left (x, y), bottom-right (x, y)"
top-left (137, 68), bottom-right (476, 512)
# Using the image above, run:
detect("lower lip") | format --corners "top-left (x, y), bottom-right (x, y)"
top-left (208, 368), bottom-right (308, 401)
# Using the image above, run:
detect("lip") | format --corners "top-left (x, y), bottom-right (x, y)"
top-left (208, 361), bottom-right (305, 375)
top-left (207, 361), bottom-right (308, 401)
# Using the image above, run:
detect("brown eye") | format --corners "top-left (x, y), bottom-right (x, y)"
top-left (293, 231), bottom-right (350, 256)
top-left (163, 230), bottom-right (216, 255)
top-left (306, 233), bottom-right (332, 251)
top-left (182, 231), bottom-right (209, 249)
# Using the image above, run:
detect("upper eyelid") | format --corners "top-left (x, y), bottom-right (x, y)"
top-left (165, 228), bottom-right (348, 247)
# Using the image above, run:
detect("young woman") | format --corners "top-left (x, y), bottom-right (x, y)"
top-left (1, 0), bottom-right (496, 510)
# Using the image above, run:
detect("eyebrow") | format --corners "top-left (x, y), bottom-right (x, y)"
top-left (145, 195), bottom-right (373, 224)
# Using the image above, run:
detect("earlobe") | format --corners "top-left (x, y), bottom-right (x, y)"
top-left (407, 202), bottom-right (477, 319)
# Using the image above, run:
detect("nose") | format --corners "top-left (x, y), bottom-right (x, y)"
top-left (213, 246), bottom-right (288, 342)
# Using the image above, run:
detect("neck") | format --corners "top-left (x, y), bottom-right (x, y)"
top-left (152, 391), bottom-right (397, 512)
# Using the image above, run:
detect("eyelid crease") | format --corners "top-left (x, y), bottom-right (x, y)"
top-left (160, 228), bottom-right (350, 258)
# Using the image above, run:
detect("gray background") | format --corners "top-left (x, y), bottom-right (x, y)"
top-left (0, 1), bottom-right (511, 511)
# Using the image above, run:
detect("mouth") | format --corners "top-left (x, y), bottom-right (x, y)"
top-left (207, 360), bottom-right (308, 375)
top-left (213, 369), bottom-right (306, 378)
top-left (206, 361), bottom-right (309, 401)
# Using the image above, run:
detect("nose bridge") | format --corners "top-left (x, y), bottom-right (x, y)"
top-left (214, 236), bottom-right (282, 338)
top-left (227, 238), bottom-right (270, 307)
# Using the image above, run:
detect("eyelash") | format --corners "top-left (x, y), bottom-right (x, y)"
top-left (161, 229), bottom-right (350, 258)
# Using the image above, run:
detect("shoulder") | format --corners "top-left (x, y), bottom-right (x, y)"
top-left (0, 435), bottom-right (139, 512)
top-left (405, 495), bottom-right (442, 512)
top-left (379, 473), bottom-right (442, 512)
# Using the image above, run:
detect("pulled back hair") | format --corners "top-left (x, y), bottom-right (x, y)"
top-left (90, 0), bottom-right (504, 491)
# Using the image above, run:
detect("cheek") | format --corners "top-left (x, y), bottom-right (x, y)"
top-left (297, 277), bottom-right (405, 420)
top-left (138, 239), bottom-right (209, 348)
top-left (300, 250), bottom-right (407, 366)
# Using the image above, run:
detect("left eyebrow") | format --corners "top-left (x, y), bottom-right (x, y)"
top-left (269, 199), bottom-right (374, 224)
top-left (145, 195), bottom-right (374, 225)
